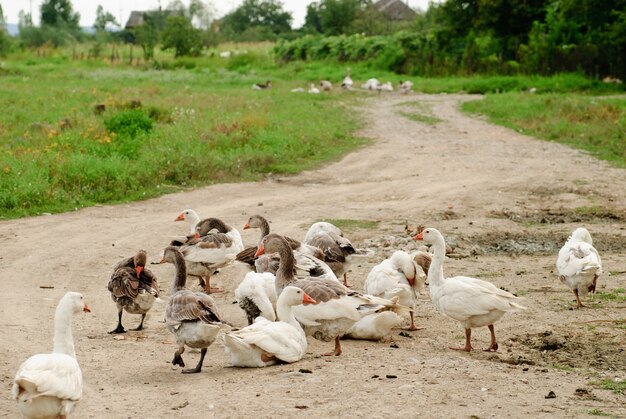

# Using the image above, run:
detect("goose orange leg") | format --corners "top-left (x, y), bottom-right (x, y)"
top-left (203, 275), bottom-right (223, 294)
top-left (450, 328), bottom-right (473, 352)
top-left (484, 324), bottom-right (498, 351)
top-left (322, 336), bottom-right (342, 356)
top-left (574, 289), bottom-right (586, 308)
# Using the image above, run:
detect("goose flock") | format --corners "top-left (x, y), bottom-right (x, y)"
top-left (12, 211), bottom-right (604, 417)
top-left (275, 68), bottom-right (413, 94)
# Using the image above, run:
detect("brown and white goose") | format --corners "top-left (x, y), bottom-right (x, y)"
top-left (303, 221), bottom-right (357, 286)
top-left (255, 234), bottom-right (402, 356)
top-left (108, 250), bottom-right (160, 334)
top-left (178, 218), bottom-right (244, 293)
top-left (160, 246), bottom-right (225, 374)
top-left (236, 215), bottom-right (335, 281)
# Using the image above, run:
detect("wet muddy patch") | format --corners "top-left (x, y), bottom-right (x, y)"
top-left (490, 207), bottom-right (626, 224)
top-left (507, 326), bottom-right (626, 372)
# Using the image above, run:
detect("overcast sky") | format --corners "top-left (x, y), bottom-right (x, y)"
top-left (2, 0), bottom-right (435, 28)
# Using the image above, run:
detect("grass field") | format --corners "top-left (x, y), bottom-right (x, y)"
top-left (1, 43), bottom-right (625, 218)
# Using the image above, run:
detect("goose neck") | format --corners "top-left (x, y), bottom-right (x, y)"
top-left (274, 242), bottom-right (296, 295)
top-left (172, 250), bottom-right (188, 291)
top-left (52, 303), bottom-right (76, 358)
top-left (427, 239), bottom-right (446, 287)
top-left (276, 300), bottom-right (302, 331)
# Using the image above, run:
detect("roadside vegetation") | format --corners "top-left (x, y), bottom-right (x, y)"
top-left (1, 1), bottom-right (625, 218)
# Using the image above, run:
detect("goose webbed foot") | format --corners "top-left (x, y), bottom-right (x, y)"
top-left (322, 336), bottom-right (342, 356)
top-left (182, 348), bottom-right (206, 374)
top-left (450, 328), bottom-right (473, 352)
top-left (172, 353), bottom-right (185, 368)
top-left (132, 314), bottom-right (146, 331)
top-left (108, 325), bottom-right (126, 334)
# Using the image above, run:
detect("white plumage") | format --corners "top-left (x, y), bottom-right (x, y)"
top-left (224, 286), bottom-right (315, 367)
top-left (415, 228), bottom-right (525, 352)
top-left (13, 292), bottom-right (90, 419)
top-left (556, 227), bottom-right (602, 308)
top-left (364, 250), bottom-right (425, 330)
top-left (235, 271), bottom-right (278, 324)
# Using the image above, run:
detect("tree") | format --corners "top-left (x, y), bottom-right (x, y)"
top-left (318, 0), bottom-right (361, 35)
top-left (40, 0), bottom-right (80, 30)
top-left (221, 0), bottom-right (292, 40)
top-left (93, 5), bottom-right (118, 32)
top-left (0, 4), bottom-right (11, 57)
top-left (161, 14), bottom-right (203, 57)
top-left (303, 2), bottom-right (323, 33)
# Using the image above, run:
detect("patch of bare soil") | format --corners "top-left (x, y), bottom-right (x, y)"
top-left (1, 93), bottom-right (625, 418)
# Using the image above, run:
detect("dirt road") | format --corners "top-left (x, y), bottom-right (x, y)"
top-left (2, 93), bottom-right (625, 418)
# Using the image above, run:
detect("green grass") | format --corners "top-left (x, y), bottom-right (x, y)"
top-left (591, 379), bottom-right (626, 394)
top-left (2, 43), bottom-right (625, 218)
top-left (0, 49), bottom-right (365, 219)
top-left (588, 408), bottom-right (613, 417)
top-left (462, 93), bottom-right (626, 167)
top-left (594, 289), bottom-right (626, 302)
top-left (319, 218), bottom-right (379, 230)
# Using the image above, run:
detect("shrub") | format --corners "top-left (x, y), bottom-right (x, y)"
top-left (104, 109), bottom-right (153, 139)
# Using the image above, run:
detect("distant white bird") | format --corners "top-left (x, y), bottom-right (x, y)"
top-left (341, 68), bottom-right (353, 90)
top-left (252, 81), bottom-right (272, 90)
top-left (556, 227), bottom-right (602, 308)
top-left (398, 80), bottom-right (413, 94)
top-left (414, 228), bottom-right (526, 352)
top-left (308, 84), bottom-right (320, 94)
top-left (362, 78), bottom-right (380, 90)
top-left (320, 80), bottom-right (333, 91)
top-left (290, 87), bottom-right (305, 93)
top-left (376, 81), bottom-right (394, 92)
top-left (13, 292), bottom-right (90, 419)
top-left (219, 51), bottom-right (231, 58)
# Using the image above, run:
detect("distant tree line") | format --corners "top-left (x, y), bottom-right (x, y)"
top-left (276, 0), bottom-right (626, 79)
top-left (1, 0), bottom-right (625, 79)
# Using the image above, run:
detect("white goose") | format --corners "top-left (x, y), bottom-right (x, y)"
top-left (160, 246), bottom-right (225, 373)
top-left (179, 218), bottom-right (244, 293)
top-left (235, 271), bottom-right (277, 325)
top-left (108, 250), bottom-right (159, 334)
top-left (224, 286), bottom-right (317, 367)
top-left (256, 234), bottom-right (403, 356)
top-left (304, 221), bottom-right (357, 286)
top-left (556, 227), bottom-right (602, 308)
top-left (13, 292), bottom-right (90, 419)
top-left (414, 228), bottom-right (526, 352)
top-left (363, 250), bottom-right (425, 330)
top-left (341, 68), bottom-right (353, 90)
top-left (308, 84), bottom-right (320, 94)
top-left (174, 209), bottom-right (202, 235)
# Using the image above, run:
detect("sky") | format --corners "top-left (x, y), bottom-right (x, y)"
top-left (2, 0), bottom-right (435, 28)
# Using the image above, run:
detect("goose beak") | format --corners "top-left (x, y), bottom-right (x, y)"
top-left (302, 293), bottom-right (317, 305)
top-left (243, 223), bottom-right (250, 230)
top-left (412, 232), bottom-right (424, 241)
top-left (407, 277), bottom-right (415, 287)
top-left (135, 266), bottom-right (144, 278)
top-left (175, 214), bottom-right (184, 222)
top-left (159, 257), bottom-right (166, 264)
top-left (83, 304), bottom-right (91, 313)
top-left (193, 233), bottom-right (200, 239)
top-left (254, 245), bottom-right (265, 258)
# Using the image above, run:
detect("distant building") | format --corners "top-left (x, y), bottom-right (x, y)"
top-left (374, 0), bottom-right (417, 21)
top-left (124, 9), bottom-right (181, 30)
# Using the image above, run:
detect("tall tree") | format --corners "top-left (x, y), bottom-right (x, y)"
top-left (318, 0), bottom-right (361, 35)
top-left (161, 14), bottom-right (203, 57)
top-left (93, 5), bottom-right (118, 32)
top-left (303, 2), bottom-right (323, 33)
top-left (221, 0), bottom-right (292, 37)
top-left (40, 0), bottom-right (80, 30)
